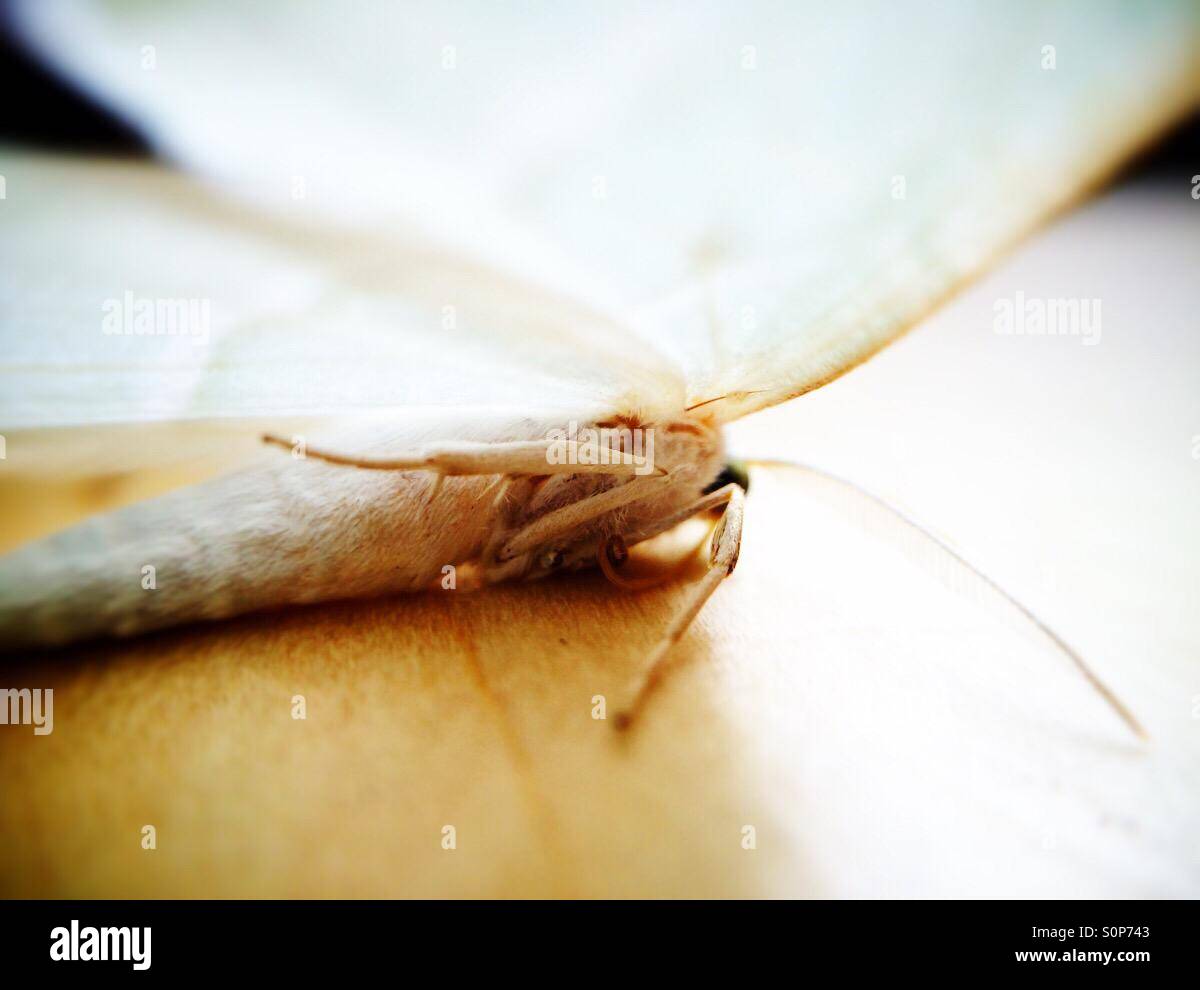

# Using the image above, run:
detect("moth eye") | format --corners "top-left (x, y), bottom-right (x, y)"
top-left (703, 459), bottom-right (751, 495)
top-left (540, 549), bottom-right (566, 570)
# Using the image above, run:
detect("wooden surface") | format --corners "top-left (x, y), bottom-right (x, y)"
top-left (1, 186), bottom-right (1197, 898)
top-left (0, 457), bottom-right (1193, 899)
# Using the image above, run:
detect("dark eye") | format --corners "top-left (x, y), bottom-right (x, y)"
top-left (703, 459), bottom-right (750, 495)
top-left (540, 549), bottom-right (566, 570)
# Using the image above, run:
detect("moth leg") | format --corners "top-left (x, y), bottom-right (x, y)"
top-left (596, 481), bottom-right (744, 590)
top-left (621, 481), bottom-right (743, 547)
top-left (493, 474), bottom-right (674, 563)
top-left (262, 434), bottom-right (660, 478)
top-left (614, 483), bottom-right (745, 732)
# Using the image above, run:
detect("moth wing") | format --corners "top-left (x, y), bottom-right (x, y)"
top-left (13, 1), bottom-right (1200, 424)
top-left (639, 3), bottom-right (1200, 422)
top-left (0, 150), bottom-right (683, 477)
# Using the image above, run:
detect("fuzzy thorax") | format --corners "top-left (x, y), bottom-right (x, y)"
top-left (479, 416), bottom-right (725, 584)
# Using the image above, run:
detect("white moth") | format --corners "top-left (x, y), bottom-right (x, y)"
top-left (1, 2), bottom-right (1197, 730)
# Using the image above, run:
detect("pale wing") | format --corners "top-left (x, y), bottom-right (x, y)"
top-left (0, 150), bottom-right (684, 475)
top-left (7, 0), bottom-right (682, 392)
top-left (637, 2), bottom-right (1200, 421)
top-left (13, 1), bottom-right (1200, 424)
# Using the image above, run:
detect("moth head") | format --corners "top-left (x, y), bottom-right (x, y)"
top-left (702, 459), bottom-right (750, 496)
top-left (490, 415), bottom-right (728, 584)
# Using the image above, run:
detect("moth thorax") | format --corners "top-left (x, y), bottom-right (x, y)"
top-left (481, 416), bottom-right (725, 584)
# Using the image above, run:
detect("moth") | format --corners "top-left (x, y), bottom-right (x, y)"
top-left (1, 1), bottom-right (1197, 732)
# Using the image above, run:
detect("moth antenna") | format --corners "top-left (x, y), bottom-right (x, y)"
top-left (684, 389), bottom-right (770, 413)
top-left (261, 433), bottom-right (425, 470)
top-left (768, 460), bottom-right (1147, 742)
top-left (262, 434), bottom-right (657, 477)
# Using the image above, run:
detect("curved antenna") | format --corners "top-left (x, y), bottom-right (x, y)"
top-left (753, 459), bottom-right (1146, 741)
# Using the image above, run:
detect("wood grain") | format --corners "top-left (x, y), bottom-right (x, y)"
top-left (0, 455), bottom-right (1193, 898)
